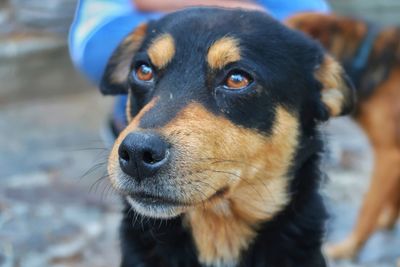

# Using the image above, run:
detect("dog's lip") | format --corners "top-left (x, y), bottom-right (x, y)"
top-left (128, 192), bottom-right (191, 207)
top-left (127, 186), bottom-right (230, 207)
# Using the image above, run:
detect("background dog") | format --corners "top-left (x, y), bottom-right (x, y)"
top-left (100, 7), bottom-right (354, 267)
top-left (287, 13), bottom-right (400, 260)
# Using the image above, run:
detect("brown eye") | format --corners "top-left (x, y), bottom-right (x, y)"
top-left (224, 71), bottom-right (251, 89)
top-left (135, 64), bottom-right (154, 81)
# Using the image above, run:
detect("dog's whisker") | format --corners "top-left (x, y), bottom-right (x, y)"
top-left (88, 174), bottom-right (110, 194)
top-left (79, 161), bottom-right (108, 181)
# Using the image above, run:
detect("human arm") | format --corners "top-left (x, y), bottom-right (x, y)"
top-left (132, 0), bottom-right (265, 12)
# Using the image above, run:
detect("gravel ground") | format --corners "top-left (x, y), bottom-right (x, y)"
top-left (0, 91), bottom-right (399, 267)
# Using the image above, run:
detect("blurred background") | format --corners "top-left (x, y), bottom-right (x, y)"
top-left (0, 0), bottom-right (399, 267)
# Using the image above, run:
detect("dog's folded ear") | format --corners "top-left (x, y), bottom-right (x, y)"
top-left (314, 55), bottom-right (356, 120)
top-left (100, 23), bottom-right (149, 95)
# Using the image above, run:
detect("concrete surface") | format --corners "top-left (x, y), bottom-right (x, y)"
top-left (0, 91), bottom-right (399, 267)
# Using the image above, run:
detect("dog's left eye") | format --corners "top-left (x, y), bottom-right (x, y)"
top-left (134, 63), bottom-right (154, 82)
top-left (223, 71), bottom-right (252, 90)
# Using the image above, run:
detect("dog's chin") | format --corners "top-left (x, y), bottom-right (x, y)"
top-left (126, 195), bottom-right (188, 219)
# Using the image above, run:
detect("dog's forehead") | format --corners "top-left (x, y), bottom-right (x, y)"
top-left (140, 8), bottom-right (319, 72)
top-left (146, 8), bottom-right (287, 53)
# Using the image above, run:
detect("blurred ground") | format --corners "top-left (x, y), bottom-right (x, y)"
top-left (1, 90), bottom-right (399, 267)
top-left (0, 92), bottom-right (121, 267)
top-left (322, 119), bottom-right (400, 267)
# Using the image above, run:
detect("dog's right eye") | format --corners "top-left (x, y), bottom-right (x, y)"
top-left (222, 70), bottom-right (253, 90)
top-left (134, 63), bottom-right (154, 82)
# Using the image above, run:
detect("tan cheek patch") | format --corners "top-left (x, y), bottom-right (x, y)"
top-left (159, 104), bottom-right (299, 266)
top-left (207, 36), bottom-right (241, 69)
top-left (110, 23), bottom-right (148, 84)
top-left (147, 33), bottom-right (175, 69)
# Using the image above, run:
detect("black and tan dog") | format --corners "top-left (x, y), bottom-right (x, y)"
top-left (99, 8), bottom-right (354, 267)
top-left (287, 13), bottom-right (400, 260)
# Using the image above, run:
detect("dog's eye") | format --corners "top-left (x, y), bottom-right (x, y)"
top-left (135, 64), bottom-right (154, 82)
top-left (223, 71), bottom-right (252, 90)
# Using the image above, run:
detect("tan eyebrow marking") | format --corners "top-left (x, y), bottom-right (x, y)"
top-left (207, 37), bottom-right (241, 69)
top-left (147, 33), bottom-right (176, 69)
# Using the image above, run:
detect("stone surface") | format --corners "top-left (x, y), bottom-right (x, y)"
top-left (0, 41), bottom-right (92, 104)
top-left (9, 0), bottom-right (77, 35)
top-left (0, 92), bottom-right (120, 267)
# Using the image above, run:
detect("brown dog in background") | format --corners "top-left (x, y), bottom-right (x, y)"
top-left (286, 13), bottom-right (400, 260)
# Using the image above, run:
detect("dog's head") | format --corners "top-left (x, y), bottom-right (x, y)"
top-left (101, 8), bottom-right (354, 219)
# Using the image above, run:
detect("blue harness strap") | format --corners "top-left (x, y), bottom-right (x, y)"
top-left (345, 24), bottom-right (381, 89)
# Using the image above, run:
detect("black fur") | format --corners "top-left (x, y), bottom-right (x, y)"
top-left (99, 7), bottom-right (354, 267)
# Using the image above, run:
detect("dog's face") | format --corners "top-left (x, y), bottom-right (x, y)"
top-left (101, 8), bottom-right (354, 219)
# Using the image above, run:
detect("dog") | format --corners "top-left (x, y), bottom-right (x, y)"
top-left (286, 13), bottom-right (400, 260)
top-left (99, 8), bottom-right (354, 267)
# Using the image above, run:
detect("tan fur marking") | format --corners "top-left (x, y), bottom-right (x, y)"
top-left (111, 23), bottom-right (148, 84)
top-left (157, 104), bottom-right (298, 266)
top-left (321, 89), bottom-right (344, 117)
top-left (315, 55), bottom-right (347, 116)
top-left (207, 37), bottom-right (241, 69)
top-left (108, 98), bottom-right (158, 189)
top-left (126, 90), bottom-right (132, 122)
top-left (147, 33), bottom-right (175, 68)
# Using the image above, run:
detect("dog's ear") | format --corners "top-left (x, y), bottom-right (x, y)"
top-left (314, 54), bottom-right (356, 120)
top-left (100, 23), bottom-right (149, 95)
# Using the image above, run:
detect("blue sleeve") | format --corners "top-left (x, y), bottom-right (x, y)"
top-left (256, 0), bottom-right (330, 20)
top-left (69, 0), bottom-right (161, 85)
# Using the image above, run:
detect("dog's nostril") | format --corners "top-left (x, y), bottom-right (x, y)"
top-left (142, 150), bottom-right (164, 164)
top-left (143, 150), bottom-right (155, 164)
top-left (119, 148), bottom-right (130, 162)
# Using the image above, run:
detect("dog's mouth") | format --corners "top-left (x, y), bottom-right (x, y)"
top-left (125, 192), bottom-right (191, 219)
top-left (124, 186), bottom-right (230, 218)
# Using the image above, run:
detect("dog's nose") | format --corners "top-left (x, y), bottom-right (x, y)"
top-left (118, 132), bottom-right (169, 179)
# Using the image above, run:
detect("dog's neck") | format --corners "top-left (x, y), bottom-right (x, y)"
top-left (184, 172), bottom-right (292, 266)
top-left (185, 200), bottom-right (257, 267)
